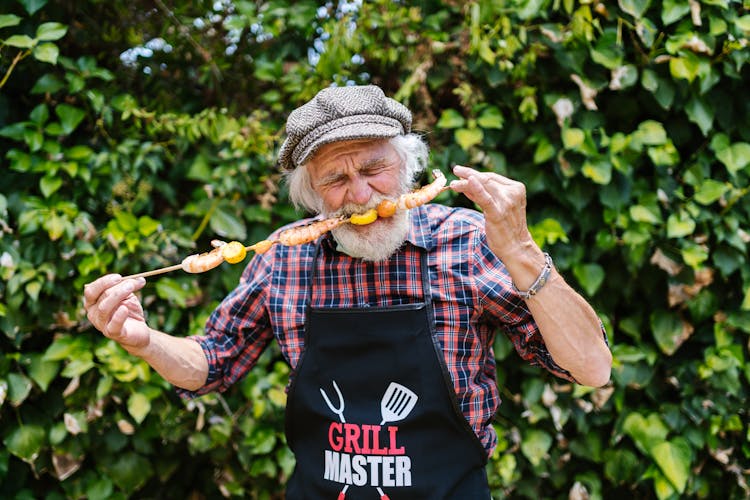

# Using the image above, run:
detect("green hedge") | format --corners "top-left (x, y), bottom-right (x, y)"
top-left (1, 0), bottom-right (749, 498)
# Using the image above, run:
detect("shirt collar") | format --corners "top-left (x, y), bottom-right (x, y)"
top-left (405, 205), bottom-right (434, 251)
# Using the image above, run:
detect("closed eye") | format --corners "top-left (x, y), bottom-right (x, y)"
top-left (316, 174), bottom-right (347, 189)
top-left (359, 159), bottom-right (390, 176)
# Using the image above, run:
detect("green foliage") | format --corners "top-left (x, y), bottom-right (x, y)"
top-left (1, 0), bottom-right (749, 498)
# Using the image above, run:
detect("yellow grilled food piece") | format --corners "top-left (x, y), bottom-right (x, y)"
top-left (349, 209), bottom-right (378, 225)
top-left (222, 241), bottom-right (247, 264)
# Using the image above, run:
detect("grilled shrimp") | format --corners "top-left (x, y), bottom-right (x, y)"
top-left (181, 241), bottom-right (227, 273)
top-left (397, 169), bottom-right (447, 209)
top-left (374, 169), bottom-right (447, 216)
top-left (277, 216), bottom-right (348, 246)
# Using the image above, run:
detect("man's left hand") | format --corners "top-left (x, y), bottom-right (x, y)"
top-left (449, 165), bottom-right (541, 263)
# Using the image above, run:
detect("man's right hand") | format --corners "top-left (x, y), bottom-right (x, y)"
top-left (83, 274), bottom-right (150, 354)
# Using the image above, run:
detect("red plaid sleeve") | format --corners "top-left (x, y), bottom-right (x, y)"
top-left (177, 250), bottom-right (275, 398)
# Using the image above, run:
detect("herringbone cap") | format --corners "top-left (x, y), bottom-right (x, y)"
top-left (278, 85), bottom-right (412, 170)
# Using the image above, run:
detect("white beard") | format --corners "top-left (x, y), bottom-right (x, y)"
top-left (326, 195), bottom-right (411, 262)
top-left (332, 210), bottom-right (410, 261)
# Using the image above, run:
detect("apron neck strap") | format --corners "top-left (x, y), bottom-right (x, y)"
top-left (307, 239), bottom-right (432, 308)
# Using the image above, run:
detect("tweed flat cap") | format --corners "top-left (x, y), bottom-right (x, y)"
top-left (278, 85), bottom-right (412, 170)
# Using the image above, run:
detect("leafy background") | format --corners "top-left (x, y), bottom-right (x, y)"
top-left (1, 0), bottom-right (749, 498)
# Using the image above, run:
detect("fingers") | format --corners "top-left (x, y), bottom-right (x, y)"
top-left (83, 274), bottom-right (122, 308)
top-left (452, 172), bottom-right (497, 209)
top-left (107, 304), bottom-right (131, 339)
top-left (452, 165), bottom-right (517, 186)
top-left (83, 275), bottom-right (145, 337)
top-left (450, 165), bottom-right (521, 194)
top-left (450, 165), bottom-right (525, 215)
top-left (97, 278), bottom-right (145, 316)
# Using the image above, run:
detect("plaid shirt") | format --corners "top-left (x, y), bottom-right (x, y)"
top-left (180, 204), bottom-right (574, 455)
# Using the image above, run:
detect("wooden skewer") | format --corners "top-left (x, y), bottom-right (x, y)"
top-left (120, 175), bottom-right (453, 281)
top-left (122, 263), bottom-right (184, 280)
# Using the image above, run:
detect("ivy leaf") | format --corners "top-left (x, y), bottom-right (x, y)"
top-left (436, 109), bottom-right (465, 129)
top-left (520, 429), bottom-right (552, 467)
top-left (635, 18), bottom-right (658, 47)
top-left (685, 97), bottom-right (713, 137)
top-left (681, 242), bottom-right (709, 269)
top-left (661, 0), bottom-right (690, 25)
top-left (32, 42), bottom-right (59, 64)
top-left (652, 76), bottom-right (676, 110)
top-left (629, 204), bottom-right (662, 224)
top-left (29, 103), bottom-right (48, 125)
top-left (61, 354), bottom-right (95, 378)
top-left (573, 263), bottom-right (605, 296)
top-left (742, 287), bottom-right (750, 311)
top-left (648, 142), bottom-right (680, 167)
top-left (693, 179), bottom-right (729, 205)
top-left (3, 425), bottom-right (45, 464)
top-left (7, 373), bottom-right (33, 406)
top-left (604, 448), bottom-right (641, 486)
top-left (137, 215), bottom-right (160, 237)
top-left (4, 34), bottom-right (35, 48)
top-left (100, 452), bottom-right (152, 493)
top-left (516, 0), bottom-right (547, 20)
top-left (529, 218), bottom-right (569, 247)
top-left (19, 0), bottom-right (48, 15)
top-left (35, 22), bottom-right (67, 41)
top-left (477, 106), bottom-right (504, 129)
top-left (155, 278), bottom-right (189, 308)
top-left (44, 335), bottom-right (89, 361)
top-left (187, 154), bottom-right (213, 182)
top-left (91, 379), bottom-right (112, 405)
top-left (40, 174), bottom-right (62, 198)
top-left (634, 120), bottom-right (668, 146)
top-left (454, 128), bottom-right (484, 150)
top-left (716, 142), bottom-right (750, 174)
top-left (641, 68), bottom-right (659, 92)
top-left (0, 14), bottom-right (22, 29)
top-left (591, 30), bottom-right (624, 69)
top-left (31, 73), bottom-right (65, 94)
top-left (533, 138), bottom-right (556, 164)
top-left (562, 128), bottom-right (585, 150)
top-left (210, 205), bottom-right (247, 240)
top-left (127, 392), bottom-right (151, 424)
top-left (666, 212), bottom-right (695, 238)
top-left (735, 15), bottom-right (750, 32)
top-left (651, 438), bottom-right (692, 494)
top-left (619, 0), bottom-right (651, 19)
top-left (114, 211), bottom-right (138, 233)
top-left (582, 158), bottom-right (612, 184)
top-left (25, 281), bottom-right (42, 302)
top-left (26, 354), bottom-right (60, 392)
top-left (669, 54), bottom-right (700, 82)
top-left (651, 309), bottom-right (692, 355)
top-left (55, 104), bottom-right (86, 134)
top-left (622, 412), bottom-right (669, 455)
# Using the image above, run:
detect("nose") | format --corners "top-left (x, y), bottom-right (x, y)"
top-left (346, 176), bottom-right (373, 206)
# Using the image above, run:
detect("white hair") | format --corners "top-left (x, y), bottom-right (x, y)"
top-left (284, 133), bottom-right (430, 214)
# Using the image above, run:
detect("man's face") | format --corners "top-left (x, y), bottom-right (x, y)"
top-left (307, 139), bottom-right (403, 212)
top-left (307, 139), bottom-right (411, 261)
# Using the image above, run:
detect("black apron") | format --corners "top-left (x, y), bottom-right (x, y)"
top-left (285, 243), bottom-right (490, 499)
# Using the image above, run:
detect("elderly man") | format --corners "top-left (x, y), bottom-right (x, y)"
top-left (84, 85), bottom-right (611, 499)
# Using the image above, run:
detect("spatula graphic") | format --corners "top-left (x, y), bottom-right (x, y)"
top-left (379, 382), bottom-right (418, 425)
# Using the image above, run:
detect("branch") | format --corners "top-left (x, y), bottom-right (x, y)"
top-left (0, 49), bottom-right (30, 90)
